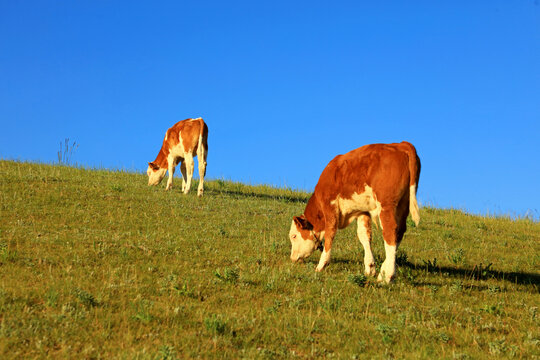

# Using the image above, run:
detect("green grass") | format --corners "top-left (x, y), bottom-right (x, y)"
top-left (0, 160), bottom-right (539, 359)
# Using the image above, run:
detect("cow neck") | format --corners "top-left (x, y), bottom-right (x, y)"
top-left (304, 194), bottom-right (325, 232)
top-left (153, 147), bottom-right (169, 169)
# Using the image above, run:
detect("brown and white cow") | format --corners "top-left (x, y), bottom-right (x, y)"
top-left (289, 141), bottom-right (421, 283)
top-left (147, 118), bottom-right (208, 196)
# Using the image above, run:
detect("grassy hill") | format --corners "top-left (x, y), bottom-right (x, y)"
top-left (1, 160), bottom-right (539, 359)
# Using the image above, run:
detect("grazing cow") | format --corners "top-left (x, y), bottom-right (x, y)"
top-left (147, 118), bottom-right (208, 196)
top-left (289, 141), bottom-right (421, 283)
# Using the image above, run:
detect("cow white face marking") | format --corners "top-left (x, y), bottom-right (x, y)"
top-left (147, 165), bottom-right (167, 186)
top-left (289, 218), bottom-right (319, 263)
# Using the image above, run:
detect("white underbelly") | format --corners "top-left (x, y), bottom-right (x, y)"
top-left (168, 140), bottom-right (186, 159)
top-left (332, 185), bottom-right (382, 228)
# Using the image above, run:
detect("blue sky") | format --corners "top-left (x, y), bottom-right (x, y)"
top-left (1, 1), bottom-right (539, 219)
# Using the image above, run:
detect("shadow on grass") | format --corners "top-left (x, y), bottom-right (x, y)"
top-left (398, 259), bottom-right (540, 289)
top-left (314, 256), bottom-right (539, 291)
top-left (206, 188), bottom-right (310, 204)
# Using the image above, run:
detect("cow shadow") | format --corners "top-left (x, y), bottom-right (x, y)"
top-left (329, 256), bottom-right (539, 290)
top-left (401, 260), bottom-right (540, 288)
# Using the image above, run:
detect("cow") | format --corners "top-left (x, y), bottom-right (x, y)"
top-left (147, 118), bottom-right (208, 196)
top-left (289, 141), bottom-right (421, 283)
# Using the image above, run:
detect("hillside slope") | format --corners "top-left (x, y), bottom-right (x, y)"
top-left (1, 160), bottom-right (539, 359)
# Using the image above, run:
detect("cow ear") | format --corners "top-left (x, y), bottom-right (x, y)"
top-left (293, 215), bottom-right (312, 230)
top-left (293, 215), bottom-right (304, 228)
top-left (148, 162), bottom-right (159, 171)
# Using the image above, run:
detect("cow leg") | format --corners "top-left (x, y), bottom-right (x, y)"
top-left (316, 215), bottom-right (337, 271)
top-left (183, 153), bottom-right (194, 194)
top-left (196, 146), bottom-right (207, 197)
top-left (316, 233), bottom-right (333, 272)
top-left (395, 194), bottom-right (409, 248)
top-left (165, 161), bottom-right (176, 191)
top-left (357, 214), bottom-right (376, 277)
top-left (180, 161), bottom-right (187, 192)
top-left (378, 207), bottom-right (399, 283)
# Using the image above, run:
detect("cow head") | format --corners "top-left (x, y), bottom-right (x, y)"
top-left (289, 215), bottom-right (322, 263)
top-left (147, 162), bottom-right (167, 186)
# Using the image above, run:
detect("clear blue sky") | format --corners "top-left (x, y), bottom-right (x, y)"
top-left (1, 1), bottom-right (539, 219)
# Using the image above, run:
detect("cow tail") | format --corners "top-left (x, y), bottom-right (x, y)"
top-left (402, 141), bottom-right (421, 226)
top-left (196, 118), bottom-right (208, 175)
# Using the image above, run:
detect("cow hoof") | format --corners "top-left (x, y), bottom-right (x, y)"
top-left (377, 273), bottom-right (393, 284)
top-left (315, 264), bottom-right (327, 272)
top-left (365, 264), bottom-right (376, 277)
